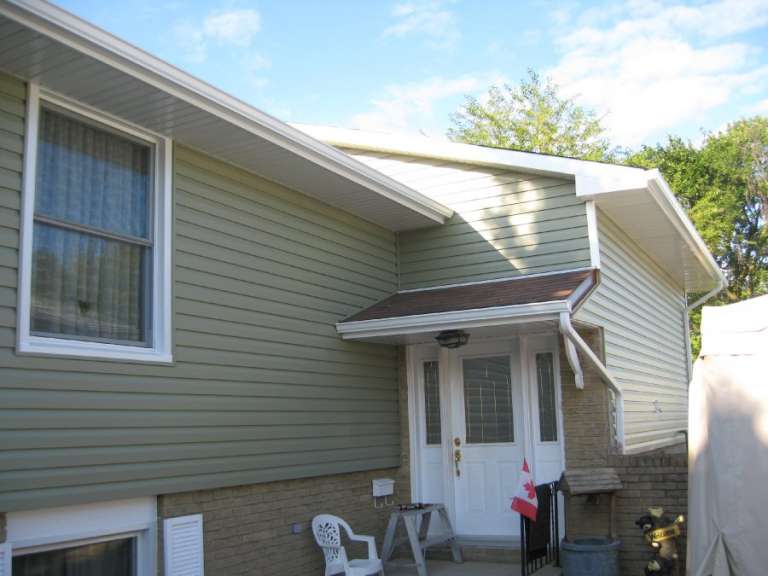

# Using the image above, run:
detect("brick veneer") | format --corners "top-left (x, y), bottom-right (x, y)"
top-left (608, 452), bottom-right (688, 575)
top-left (157, 467), bottom-right (408, 575)
top-left (559, 328), bottom-right (689, 575)
top-left (560, 329), bottom-right (614, 538)
top-left (156, 348), bottom-right (411, 575)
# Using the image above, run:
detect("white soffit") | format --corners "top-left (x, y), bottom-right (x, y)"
top-left (298, 124), bottom-right (724, 294)
top-left (580, 174), bottom-right (724, 293)
top-left (0, 1), bottom-right (450, 231)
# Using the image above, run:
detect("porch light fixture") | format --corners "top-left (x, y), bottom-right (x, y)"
top-left (435, 330), bottom-right (470, 349)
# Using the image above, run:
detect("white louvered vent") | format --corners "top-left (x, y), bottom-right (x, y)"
top-left (0, 542), bottom-right (11, 576)
top-left (164, 514), bottom-right (204, 576)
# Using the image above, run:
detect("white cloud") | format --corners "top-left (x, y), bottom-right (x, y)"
top-left (383, 1), bottom-right (460, 48)
top-left (173, 21), bottom-right (207, 63)
top-left (174, 7), bottom-right (262, 63)
top-left (203, 9), bottom-right (261, 47)
top-left (351, 74), bottom-right (490, 135)
top-left (548, 0), bottom-right (768, 146)
top-left (752, 99), bottom-right (768, 114)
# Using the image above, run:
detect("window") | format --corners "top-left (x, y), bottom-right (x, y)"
top-left (18, 85), bottom-right (171, 362)
top-left (463, 355), bottom-right (515, 444)
top-left (6, 497), bottom-right (156, 576)
top-left (423, 361), bottom-right (441, 445)
top-left (13, 536), bottom-right (136, 576)
top-left (536, 352), bottom-right (558, 442)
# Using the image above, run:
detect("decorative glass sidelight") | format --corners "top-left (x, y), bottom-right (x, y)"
top-left (423, 361), bottom-right (442, 445)
top-left (536, 352), bottom-right (558, 442)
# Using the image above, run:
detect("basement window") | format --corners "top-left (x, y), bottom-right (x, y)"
top-left (13, 535), bottom-right (137, 576)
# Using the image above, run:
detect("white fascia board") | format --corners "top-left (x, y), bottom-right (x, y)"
top-left (575, 170), bottom-right (725, 293)
top-left (336, 300), bottom-right (571, 340)
top-left (296, 124), bottom-right (647, 182)
top-left (645, 171), bottom-right (726, 290)
top-left (1, 1), bottom-right (451, 225)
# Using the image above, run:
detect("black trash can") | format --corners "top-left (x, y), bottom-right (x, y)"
top-left (560, 537), bottom-right (621, 576)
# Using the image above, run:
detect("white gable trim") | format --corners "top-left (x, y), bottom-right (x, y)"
top-left (297, 124), bottom-right (724, 293)
top-left (295, 124), bottom-right (649, 185)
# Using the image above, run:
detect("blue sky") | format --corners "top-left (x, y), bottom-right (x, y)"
top-left (56, 0), bottom-right (768, 149)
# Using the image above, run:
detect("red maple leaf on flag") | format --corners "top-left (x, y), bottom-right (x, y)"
top-left (524, 480), bottom-right (536, 500)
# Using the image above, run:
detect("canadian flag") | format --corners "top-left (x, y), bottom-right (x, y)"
top-left (511, 459), bottom-right (538, 521)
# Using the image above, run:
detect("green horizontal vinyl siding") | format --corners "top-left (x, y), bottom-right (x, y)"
top-left (575, 210), bottom-right (689, 453)
top-left (0, 74), bottom-right (400, 512)
top-left (343, 149), bottom-right (591, 289)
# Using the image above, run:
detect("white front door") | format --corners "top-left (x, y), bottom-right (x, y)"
top-left (451, 340), bottom-right (524, 537)
top-left (409, 335), bottom-right (564, 539)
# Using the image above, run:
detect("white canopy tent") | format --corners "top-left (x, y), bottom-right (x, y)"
top-left (688, 295), bottom-right (768, 576)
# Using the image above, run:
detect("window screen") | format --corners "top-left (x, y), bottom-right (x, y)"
top-left (31, 107), bottom-right (152, 345)
top-left (463, 355), bottom-right (514, 444)
top-left (423, 361), bottom-right (442, 445)
top-left (536, 352), bottom-right (558, 442)
top-left (13, 536), bottom-right (135, 576)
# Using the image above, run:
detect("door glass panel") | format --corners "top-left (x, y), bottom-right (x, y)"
top-left (423, 361), bottom-right (441, 445)
top-left (13, 536), bottom-right (135, 576)
top-left (536, 352), bottom-right (558, 442)
top-left (463, 355), bottom-right (514, 444)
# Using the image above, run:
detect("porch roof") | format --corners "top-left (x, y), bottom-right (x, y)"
top-left (337, 269), bottom-right (597, 341)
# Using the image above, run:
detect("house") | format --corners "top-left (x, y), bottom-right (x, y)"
top-left (0, 1), bottom-right (723, 575)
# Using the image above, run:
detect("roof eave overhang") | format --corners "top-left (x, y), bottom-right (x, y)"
top-left (336, 300), bottom-right (573, 341)
top-left (0, 1), bottom-right (451, 230)
top-left (575, 170), bottom-right (726, 294)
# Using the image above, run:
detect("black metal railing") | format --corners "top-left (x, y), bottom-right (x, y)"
top-left (520, 480), bottom-right (560, 576)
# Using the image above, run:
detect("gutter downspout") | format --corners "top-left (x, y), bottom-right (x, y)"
top-left (686, 277), bottom-right (726, 311)
top-left (684, 277), bottom-right (725, 371)
top-left (559, 311), bottom-right (625, 450)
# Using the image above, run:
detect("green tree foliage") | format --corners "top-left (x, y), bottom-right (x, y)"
top-left (628, 117), bottom-right (768, 353)
top-left (448, 70), bottom-right (615, 161)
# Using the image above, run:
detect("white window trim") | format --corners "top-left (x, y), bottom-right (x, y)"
top-left (6, 497), bottom-right (157, 576)
top-left (16, 83), bottom-right (173, 363)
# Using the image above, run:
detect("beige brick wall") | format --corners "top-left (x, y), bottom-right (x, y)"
top-left (560, 329), bottom-right (614, 538)
top-left (609, 452), bottom-right (688, 575)
top-left (559, 328), bottom-right (688, 575)
top-left (157, 347), bottom-right (411, 575)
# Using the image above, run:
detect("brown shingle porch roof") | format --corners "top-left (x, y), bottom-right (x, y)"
top-left (342, 269), bottom-right (597, 323)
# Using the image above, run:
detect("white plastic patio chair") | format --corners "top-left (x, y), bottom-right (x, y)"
top-left (312, 514), bottom-right (385, 576)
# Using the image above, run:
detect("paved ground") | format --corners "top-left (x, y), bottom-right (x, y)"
top-left (386, 560), bottom-right (518, 576)
top-left (385, 560), bottom-right (561, 576)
